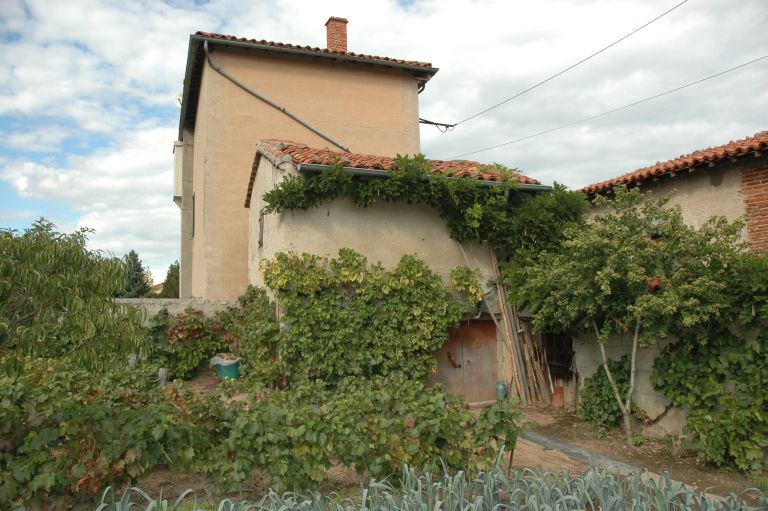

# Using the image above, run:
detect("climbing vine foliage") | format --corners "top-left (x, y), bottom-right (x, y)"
top-left (262, 248), bottom-right (462, 383)
top-left (652, 253), bottom-right (768, 473)
top-left (261, 155), bottom-right (587, 258)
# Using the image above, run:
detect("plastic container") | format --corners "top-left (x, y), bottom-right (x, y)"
top-left (215, 360), bottom-right (241, 380)
top-left (495, 381), bottom-right (508, 400)
top-left (210, 355), bottom-right (241, 380)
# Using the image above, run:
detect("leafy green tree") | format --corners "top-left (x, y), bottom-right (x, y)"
top-left (157, 260), bottom-right (180, 298)
top-left (119, 249), bottom-right (152, 298)
top-left (0, 219), bottom-right (147, 365)
top-left (512, 187), bottom-right (744, 444)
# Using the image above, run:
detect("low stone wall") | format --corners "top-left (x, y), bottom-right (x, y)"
top-left (573, 334), bottom-right (688, 437)
top-left (115, 298), bottom-right (234, 324)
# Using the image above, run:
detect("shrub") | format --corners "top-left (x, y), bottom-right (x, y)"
top-left (578, 355), bottom-right (643, 436)
top-left (148, 308), bottom-right (226, 380)
top-left (215, 286), bottom-right (280, 386)
top-left (212, 376), bottom-right (522, 491)
top-left (261, 249), bottom-right (462, 384)
top-left (0, 358), bottom-right (226, 508)
top-left (0, 220), bottom-right (147, 366)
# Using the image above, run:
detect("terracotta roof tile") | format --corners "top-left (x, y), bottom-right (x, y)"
top-left (245, 140), bottom-right (541, 207)
top-left (196, 32), bottom-right (436, 70)
top-left (581, 131), bottom-right (768, 195)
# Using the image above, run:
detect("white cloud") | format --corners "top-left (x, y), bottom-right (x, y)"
top-left (1, 127), bottom-right (179, 282)
top-left (0, 208), bottom-right (38, 222)
top-left (0, 125), bottom-right (70, 152)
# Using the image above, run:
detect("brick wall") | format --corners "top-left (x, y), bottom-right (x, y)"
top-left (741, 160), bottom-right (768, 251)
top-left (325, 17), bottom-right (348, 53)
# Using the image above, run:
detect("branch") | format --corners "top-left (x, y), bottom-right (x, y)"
top-left (594, 320), bottom-right (625, 412)
top-left (625, 319), bottom-right (641, 413)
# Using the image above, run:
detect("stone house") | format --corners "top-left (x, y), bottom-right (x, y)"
top-left (173, 17), bottom-right (438, 300)
top-left (172, 18), bottom-right (552, 403)
top-left (573, 131), bottom-right (768, 435)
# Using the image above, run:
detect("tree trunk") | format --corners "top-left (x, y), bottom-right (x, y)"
top-left (594, 320), bottom-right (640, 446)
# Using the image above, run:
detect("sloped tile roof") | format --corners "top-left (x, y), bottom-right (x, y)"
top-left (245, 140), bottom-right (541, 207)
top-left (196, 32), bottom-right (436, 70)
top-left (581, 131), bottom-right (768, 195)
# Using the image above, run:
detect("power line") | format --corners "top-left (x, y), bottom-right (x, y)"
top-left (455, 0), bottom-right (691, 126)
top-left (449, 55), bottom-right (767, 160)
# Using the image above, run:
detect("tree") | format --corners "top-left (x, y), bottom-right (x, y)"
top-left (512, 187), bottom-right (745, 444)
top-left (157, 260), bottom-right (180, 298)
top-left (0, 219), bottom-right (147, 365)
top-left (119, 249), bottom-right (152, 298)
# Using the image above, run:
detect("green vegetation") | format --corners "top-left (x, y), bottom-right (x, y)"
top-left (156, 260), bottom-right (180, 298)
top-left (652, 253), bottom-right (768, 472)
top-left (0, 359), bottom-right (226, 507)
top-left (148, 308), bottom-right (226, 380)
top-left (214, 377), bottom-right (521, 491)
top-left (0, 220), bottom-right (147, 367)
top-left (96, 463), bottom-right (766, 511)
top-left (450, 265), bottom-right (484, 305)
top-left (0, 221), bottom-right (523, 508)
top-left (261, 249), bottom-right (462, 383)
top-left (578, 355), bottom-right (642, 437)
top-left (510, 187), bottom-right (745, 445)
top-left (118, 249), bottom-right (153, 298)
top-left (261, 156), bottom-right (587, 263)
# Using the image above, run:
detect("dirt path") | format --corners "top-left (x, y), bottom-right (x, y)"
top-left (522, 407), bottom-right (764, 500)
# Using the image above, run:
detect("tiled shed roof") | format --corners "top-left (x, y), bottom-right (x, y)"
top-left (197, 32), bottom-right (436, 70)
top-left (581, 131), bottom-right (768, 195)
top-left (245, 140), bottom-right (541, 207)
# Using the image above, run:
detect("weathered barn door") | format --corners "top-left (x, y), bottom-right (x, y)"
top-left (431, 320), bottom-right (497, 403)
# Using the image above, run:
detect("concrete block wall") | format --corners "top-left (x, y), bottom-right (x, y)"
top-left (573, 334), bottom-right (688, 437)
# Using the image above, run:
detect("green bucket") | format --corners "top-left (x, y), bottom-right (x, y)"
top-left (215, 360), bottom-right (241, 380)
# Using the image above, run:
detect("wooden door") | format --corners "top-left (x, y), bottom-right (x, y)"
top-left (430, 320), bottom-right (497, 403)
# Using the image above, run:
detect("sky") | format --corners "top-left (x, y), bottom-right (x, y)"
top-left (1, 0), bottom-right (766, 282)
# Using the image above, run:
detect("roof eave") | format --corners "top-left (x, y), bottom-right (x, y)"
top-left (178, 34), bottom-right (439, 141)
top-left (177, 35), bottom-right (200, 141)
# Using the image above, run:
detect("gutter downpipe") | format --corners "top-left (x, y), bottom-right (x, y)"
top-left (297, 164), bottom-right (552, 192)
top-left (203, 41), bottom-right (351, 153)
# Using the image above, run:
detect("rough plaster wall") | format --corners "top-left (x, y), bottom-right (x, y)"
top-left (587, 165), bottom-right (746, 235)
top-left (248, 164), bottom-right (495, 298)
top-left (115, 298), bottom-right (234, 325)
top-left (247, 156), bottom-right (276, 286)
top-left (190, 64), bottom-right (210, 298)
top-left (573, 335), bottom-right (688, 437)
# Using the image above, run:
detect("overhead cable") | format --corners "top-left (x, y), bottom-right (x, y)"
top-left (419, 117), bottom-right (456, 132)
top-left (455, 0), bottom-right (691, 126)
top-left (449, 55), bottom-right (767, 159)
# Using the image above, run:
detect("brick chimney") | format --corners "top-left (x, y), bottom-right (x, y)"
top-left (325, 16), bottom-right (348, 53)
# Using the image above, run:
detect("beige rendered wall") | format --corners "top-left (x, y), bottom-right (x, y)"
top-left (587, 166), bottom-right (746, 234)
top-left (247, 159), bottom-right (495, 300)
top-left (186, 47), bottom-right (423, 299)
top-left (573, 335), bottom-right (688, 437)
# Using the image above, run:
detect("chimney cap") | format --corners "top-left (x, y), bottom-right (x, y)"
top-left (325, 16), bottom-right (348, 25)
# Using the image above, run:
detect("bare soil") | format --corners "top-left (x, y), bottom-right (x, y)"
top-left (524, 407), bottom-right (765, 500)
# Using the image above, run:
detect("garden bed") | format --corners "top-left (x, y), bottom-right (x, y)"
top-left (525, 408), bottom-right (765, 500)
